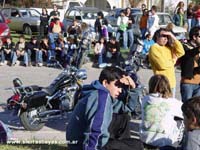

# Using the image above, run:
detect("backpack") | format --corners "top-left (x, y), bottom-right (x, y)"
top-left (0, 121), bottom-right (12, 143)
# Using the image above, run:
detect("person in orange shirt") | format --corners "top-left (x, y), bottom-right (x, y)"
top-left (140, 9), bottom-right (148, 39)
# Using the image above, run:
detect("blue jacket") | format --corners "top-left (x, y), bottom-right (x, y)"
top-left (142, 39), bottom-right (155, 55)
top-left (66, 80), bottom-right (136, 150)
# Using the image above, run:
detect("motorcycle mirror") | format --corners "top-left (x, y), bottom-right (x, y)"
top-left (13, 78), bottom-right (23, 87)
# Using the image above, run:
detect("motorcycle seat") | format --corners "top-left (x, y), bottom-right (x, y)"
top-left (41, 87), bottom-right (55, 96)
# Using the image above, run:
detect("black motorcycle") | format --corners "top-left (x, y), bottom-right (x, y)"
top-left (7, 66), bottom-right (87, 131)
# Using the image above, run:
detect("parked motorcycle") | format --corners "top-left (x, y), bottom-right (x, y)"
top-left (7, 66), bottom-right (87, 131)
top-left (129, 37), bottom-right (151, 71)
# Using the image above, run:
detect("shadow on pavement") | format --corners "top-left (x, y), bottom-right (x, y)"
top-left (0, 103), bottom-right (69, 132)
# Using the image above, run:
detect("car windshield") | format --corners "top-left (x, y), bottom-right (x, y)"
top-left (29, 9), bottom-right (40, 17)
top-left (82, 11), bottom-right (98, 19)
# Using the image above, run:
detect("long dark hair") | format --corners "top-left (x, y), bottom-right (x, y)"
top-left (153, 28), bottom-right (173, 48)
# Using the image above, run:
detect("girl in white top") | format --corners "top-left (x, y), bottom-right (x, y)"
top-left (140, 74), bottom-right (184, 149)
top-left (94, 37), bottom-right (106, 67)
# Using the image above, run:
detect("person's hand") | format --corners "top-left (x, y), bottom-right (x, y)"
top-left (160, 30), bottom-right (176, 40)
top-left (111, 48), bottom-right (116, 53)
top-left (120, 75), bottom-right (135, 89)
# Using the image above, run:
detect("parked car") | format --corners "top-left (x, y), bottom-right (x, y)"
top-left (63, 6), bottom-right (105, 30)
top-left (132, 12), bottom-right (187, 39)
top-left (105, 8), bottom-right (141, 28)
top-left (105, 8), bottom-right (141, 36)
top-left (1, 8), bottom-right (41, 35)
top-left (0, 11), bottom-right (10, 43)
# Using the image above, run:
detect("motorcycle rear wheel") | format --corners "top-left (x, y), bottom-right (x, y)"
top-left (20, 106), bottom-right (46, 131)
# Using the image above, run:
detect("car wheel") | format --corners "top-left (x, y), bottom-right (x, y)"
top-left (24, 25), bottom-right (32, 35)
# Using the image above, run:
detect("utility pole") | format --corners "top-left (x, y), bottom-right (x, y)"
top-left (161, 0), bottom-right (165, 12)
top-left (3, 0), bottom-right (5, 8)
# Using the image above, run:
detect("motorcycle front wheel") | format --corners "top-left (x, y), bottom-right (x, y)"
top-left (20, 106), bottom-right (46, 131)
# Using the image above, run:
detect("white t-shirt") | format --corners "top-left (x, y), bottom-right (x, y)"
top-left (140, 93), bottom-right (184, 147)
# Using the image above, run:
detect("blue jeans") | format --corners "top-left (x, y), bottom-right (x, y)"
top-left (98, 53), bottom-right (103, 65)
top-left (140, 28), bottom-right (147, 40)
top-left (47, 50), bottom-right (55, 63)
top-left (12, 51), bottom-right (29, 66)
top-left (187, 19), bottom-right (192, 32)
top-left (0, 51), bottom-right (5, 63)
top-left (116, 30), bottom-right (128, 49)
top-left (49, 33), bottom-right (59, 44)
top-left (127, 29), bottom-right (134, 50)
top-left (36, 50), bottom-right (43, 63)
top-left (180, 83), bottom-right (200, 102)
top-left (4, 51), bottom-right (15, 62)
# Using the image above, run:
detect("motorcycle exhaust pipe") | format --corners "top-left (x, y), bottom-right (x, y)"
top-left (38, 110), bottom-right (62, 118)
top-left (40, 114), bottom-right (64, 122)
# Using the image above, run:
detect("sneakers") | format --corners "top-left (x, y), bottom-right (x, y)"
top-left (38, 63), bottom-right (43, 67)
top-left (0, 62), bottom-right (4, 66)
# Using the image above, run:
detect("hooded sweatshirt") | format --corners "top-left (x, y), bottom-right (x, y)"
top-left (184, 130), bottom-right (200, 150)
top-left (140, 93), bottom-right (183, 147)
top-left (66, 80), bottom-right (136, 150)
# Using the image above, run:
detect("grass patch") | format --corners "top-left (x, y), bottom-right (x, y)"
top-left (10, 31), bottom-right (37, 43)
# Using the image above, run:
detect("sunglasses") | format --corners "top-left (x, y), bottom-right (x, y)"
top-left (159, 34), bottom-right (168, 38)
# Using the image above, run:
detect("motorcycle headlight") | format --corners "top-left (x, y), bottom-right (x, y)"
top-left (76, 69), bottom-right (87, 80)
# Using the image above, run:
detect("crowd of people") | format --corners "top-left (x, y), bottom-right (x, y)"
top-left (2, 1), bottom-right (200, 150)
top-left (66, 1), bottom-right (200, 150)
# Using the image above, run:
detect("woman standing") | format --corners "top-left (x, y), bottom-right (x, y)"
top-left (40, 7), bottom-right (49, 38)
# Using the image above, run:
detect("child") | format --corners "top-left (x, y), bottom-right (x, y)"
top-left (0, 39), bottom-right (5, 65)
top-left (12, 35), bottom-right (29, 67)
top-left (182, 96), bottom-right (200, 150)
top-left (4, 37), bottom-right (15, 65)
top-left (40, 36), bottom-right (50, 65)
top-left (26, 36), bottom-right (40, 66)
top-left (142, 33), bottom-right (154, 55)
top-left (65, 37), bottom-right (76, 66)
top-left (140, 74), bottom-right (184, 149)
top-left (94, 37), bottom-right (106, 67)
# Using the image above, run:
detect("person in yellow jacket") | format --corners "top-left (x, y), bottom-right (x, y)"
top-left (148, 28), bottom-right (185, 97)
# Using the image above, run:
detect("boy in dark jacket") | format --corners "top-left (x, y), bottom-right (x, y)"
top-left (3, 37), bottom-right (15, 64)
top-left (180, 26), bottom-right (200, 102)
top-left (66, 66), bottom-right (143, 150)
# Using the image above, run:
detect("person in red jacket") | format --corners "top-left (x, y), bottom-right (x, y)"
top-left (48, 17), bottom-right (65, 53)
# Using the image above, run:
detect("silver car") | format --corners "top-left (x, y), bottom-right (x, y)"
top-left (1, 8), bottom-right (41, 35)
top-left (132, 12), bottom-right (187, 39)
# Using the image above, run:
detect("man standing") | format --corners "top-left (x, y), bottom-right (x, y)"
top-left (66, 66), bottom-right (143, 150)
top-left (180, 26), bottom-right (200, 102)
top-left (148, 28), bottom-right (185, 97)
top-left (49, 4), bottom-right (60, 22)
top-left (125, 7), bottom-right (134, 50)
